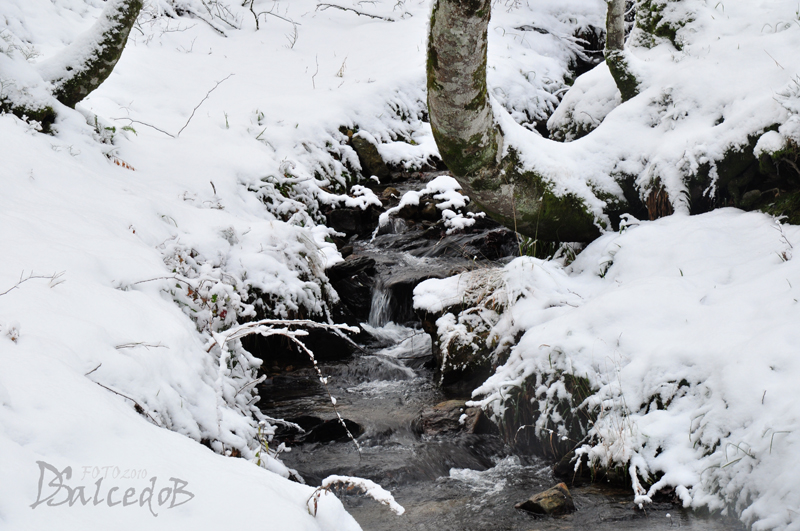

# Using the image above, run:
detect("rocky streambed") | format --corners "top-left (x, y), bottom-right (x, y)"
top-left (255, 172), bottom-right (744, 530)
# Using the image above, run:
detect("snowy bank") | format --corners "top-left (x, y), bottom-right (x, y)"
top-left (415, 210), bottom-right (800, 529)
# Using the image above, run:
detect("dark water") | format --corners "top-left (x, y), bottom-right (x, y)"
top-left (261, 324), bottom-right (742, 531)
top-left (260, 175), bottom-right (744, 530)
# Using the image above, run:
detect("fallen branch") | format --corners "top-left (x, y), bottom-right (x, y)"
top-left (315, 3), bottom-right (394, 21)
top-left (91, 380), bottom-right (162, 427)
top-left (111, 74), bottom-right (234, 138)
top-left (177, 74), bottom-right (234, 136)
top-left (0, 271), bottom-right (65, 297)
top-left (307, 475), bottom-right (405, 516)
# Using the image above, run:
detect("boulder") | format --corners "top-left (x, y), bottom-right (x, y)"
top-left (515, 483), bottom-right (576, 515)
top-left (351, 133), bottom-right (390, 181)
top-left (414, 400), bottom-right (498, 436)
top-left (327, 256), bottom-right (377, 324)
top-left (325, 256), bottom-right (376, 283)
top-left (326, 205), bottom-right (383, 238)
top-left (381, 186), bottom-right (400, 203)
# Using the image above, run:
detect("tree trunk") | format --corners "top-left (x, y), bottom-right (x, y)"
top-left (38, 0), bottom-right (143, 108)
top-left (427, 0), bottom-right (601, 242)
top-left (604, 0), bottom-right (639, 101)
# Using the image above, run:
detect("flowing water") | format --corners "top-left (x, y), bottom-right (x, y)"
top-left (260, 175), bottom-right (744, 531)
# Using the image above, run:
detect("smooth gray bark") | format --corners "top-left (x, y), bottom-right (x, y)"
top-left (604, 0), bottom-right (639, 101)
top-left (426, 0), bottom-right (601, 241)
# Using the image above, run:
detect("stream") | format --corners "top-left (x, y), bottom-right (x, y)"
top-left (259, 174), bottom-right (744, 531)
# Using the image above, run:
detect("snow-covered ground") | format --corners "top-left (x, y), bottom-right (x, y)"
top-left (4, 0), bottom-right (800, 528)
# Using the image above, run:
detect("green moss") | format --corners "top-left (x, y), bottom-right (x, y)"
top-left (430, 125), bottom-right (498, 177)
top-left (0, 99), bottom-right (56, 134)
top-left (460, 0), bottom-right (490, 18)
top-left (636, 0), bottom-right (687, 50)
top-left (495, 152), bottom-right (602, 242)
top-left (500, 371), bottom-right (595, 460)
top-left (52, 0), bottom-right (143, 108)
top-left (605, 51), bottom-right (639, 102)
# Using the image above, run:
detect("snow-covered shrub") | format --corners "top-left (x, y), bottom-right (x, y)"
top-left (415, 211), bottom-right (800, 529)
top-left (377, 175), bottom-right (484, 234)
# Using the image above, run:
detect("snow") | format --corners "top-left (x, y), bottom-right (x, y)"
top-left (317, 475), bottom-right (405, 515)
top-left (416, 209), bottom-right (800, 529)
top-left (377, 174), bottom-right (480, 233)
top-left (5, 0), bottom-right (800, 528)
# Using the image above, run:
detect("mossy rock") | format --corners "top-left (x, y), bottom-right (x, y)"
top-left (1, 99), bottom-right (56, 134)
top-left (350, 133), bottom-right (390, 180)
top-left (635, 0), bottom-right (688, 50)
top-left (500, 371), bottom-right (595, 461)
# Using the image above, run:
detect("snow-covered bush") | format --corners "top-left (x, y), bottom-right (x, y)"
top-left (417, 210), bottom-right (800, 529)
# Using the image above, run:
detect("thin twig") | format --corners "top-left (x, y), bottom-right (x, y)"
top-left (115, 342), bottom-right (169, 350)
top-left (316, 3), bottom-right (394, 21)
top-left (0, 271), bottom-right (65, 297)
top-left (84, 363), bottom-right (102, 376)
top-left (193, 13), bottom-right (229, 36)
top-left (765, 49), bottom-right (785, 70)
top-left (112, 75), bottom-right (234, 139)
top-left (178, 74), bottom-right (234, 137)
top-left (91, 381), bottom-right (161, 426)
top-left (312, 55), bottom-right (319, 89)
top-left (110, 118), bottom-right (176, 138)
top-left (248, 0), bottom-right (301, 29)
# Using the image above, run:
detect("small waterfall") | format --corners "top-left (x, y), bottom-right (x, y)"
top-left (368, 284), bottom-right (394, 327)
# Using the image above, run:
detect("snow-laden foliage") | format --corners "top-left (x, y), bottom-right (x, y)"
top-left (311, 475), bottom-right (406, 516)
top-left (501, 0), bottom-right (800, 227)
top-left (377, 175), bottom-right (482, 233)
top-left (416, 210), bottom-right (800, 529)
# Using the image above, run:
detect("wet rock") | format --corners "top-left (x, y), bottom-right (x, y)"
top-left (515, 483), bottom-right (576, 515)
top-left (420, 201), bottom-right (439, 221)
top-left (325, 256), bottom-right (376, 283)
top-left (301, 418), bottom-right (364, 444)
top-left (414, 400), bottom-right (498, 436)
top-left (326, 205), bottom-right (383, 238)
top-left (375, 268), bottom-right (457, 325)
top-left (273, 415), bottom-right (323, 442)
top-left (463, 406), bottom-right (500, 436)
top-left (398, 202), bottom-right (420, 221)
top-left (242, 325), bottom-right (357, 367)
top-left (381, 186), bottom-right (400, 202)
top-left (351, 133), bottom-right (390, 181)
top-left (328, 256), bottom-right (377, 324)
top-left (553, 450), bottom-right (591, 485)
top-left (415, 400), bottom-right (466, 435)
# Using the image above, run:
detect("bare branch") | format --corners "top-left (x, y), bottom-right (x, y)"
top-left (0, 271), bottom-right (66, 297)
top-left (110, 118), bottom-right (176, 138)
top-left (111, 74), bottom-right (233, 138)
top-left (115, 342), bottom-right (169, 350)
top-left (316, 3), bottom-right (394, 21)
top-left (178, 74), bottom-right (234, 137)
top-left (91, 381), bottom-right (161, 426)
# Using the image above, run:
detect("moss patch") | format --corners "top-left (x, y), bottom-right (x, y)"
top-left (636, 0), bottom-right (687, 50)
top-left (0, 99), bottom-right (56, 134)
